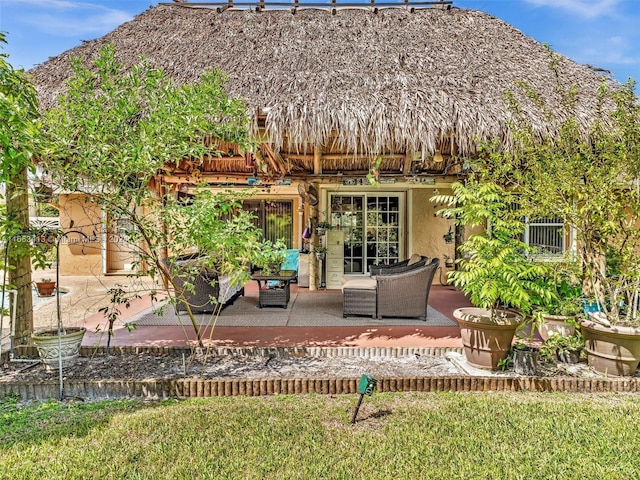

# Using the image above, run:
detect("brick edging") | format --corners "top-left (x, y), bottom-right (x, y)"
top-left (2, 376), bottom-right (640, 402)
top-left (3, 346), bottom-right (639, 401)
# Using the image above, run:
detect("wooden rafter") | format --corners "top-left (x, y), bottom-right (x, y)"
top-left (261, 143), bottom-right (289, 175)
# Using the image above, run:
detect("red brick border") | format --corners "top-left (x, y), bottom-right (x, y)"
top-left (2, 376), bottom-right (640, 402)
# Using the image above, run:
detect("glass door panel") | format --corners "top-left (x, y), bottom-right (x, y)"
top-left (330, 194), bottom-right (402, 275)
top-left (330, 196), bottom-right (363, 274)
top-left (365, 196), bottom-right (400, 271)
top-left (243, 200), bottom-right (293, 248)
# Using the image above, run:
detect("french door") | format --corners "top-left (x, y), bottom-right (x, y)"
top-left (329, 194), bottom-right (404, 274)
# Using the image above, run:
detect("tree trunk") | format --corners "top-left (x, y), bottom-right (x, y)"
top-left (6, 167), bottom-right (34, 345)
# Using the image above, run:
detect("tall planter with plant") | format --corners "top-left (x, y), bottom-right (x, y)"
top-left (533, 262), bottom-right (584, 340)
top-left (480, 67), bottom-right (640, 376)
top-left (433, 180), bottom-right (553, 370)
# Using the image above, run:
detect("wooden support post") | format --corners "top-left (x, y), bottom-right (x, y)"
top-left (313, 145), bottom-right (322, 176)
top-left (403, 150), bottom-right (413, 175)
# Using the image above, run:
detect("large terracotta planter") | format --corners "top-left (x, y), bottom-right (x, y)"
top-left (31, 327), bottom-right (86, 371)
top-left (454, 307), bottom-right (522, 370)
top-left (580, 320), bottom-right (640, 376)
top-left (539, 314), bottom-right (576, 341)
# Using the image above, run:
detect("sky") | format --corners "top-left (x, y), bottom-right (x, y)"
top-left (0, 0), bottom-right (639, 85)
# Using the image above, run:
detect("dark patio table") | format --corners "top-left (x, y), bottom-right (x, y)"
top-left (251, 270), bottom-right (297, 308)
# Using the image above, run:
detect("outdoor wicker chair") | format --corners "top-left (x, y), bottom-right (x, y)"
top-left (343, 257), bottom-right (439, 320)
top-left (369, 254), bottom-right (428, 276)
top-left (165, 254), bottom-right (244, 314)
top-left (376, 258), bottom-right (439, 320)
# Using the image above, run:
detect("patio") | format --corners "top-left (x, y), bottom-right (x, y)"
top-left (80, 283), bottom-right (470, 349)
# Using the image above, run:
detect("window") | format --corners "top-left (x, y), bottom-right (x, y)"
top-left (524, 216), bottom-right (566, 256)
top-left (243, 200), bottom-right (293, 248)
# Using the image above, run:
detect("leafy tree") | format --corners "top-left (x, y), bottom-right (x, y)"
top-left (433, 180), bottom-right (552, 321)
top-left (0, 33), bottom-right (40, 344)
top-left (469, 51), bottom-right (640, 326)
top-left (39, 44), bottom-right (279, 348)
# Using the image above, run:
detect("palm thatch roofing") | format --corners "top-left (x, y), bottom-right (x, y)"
top-left (30, 3), bottom-right (616, 174)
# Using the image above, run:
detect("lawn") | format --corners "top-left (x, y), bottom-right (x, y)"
top-left (1, 392), bottom-right (639, 479)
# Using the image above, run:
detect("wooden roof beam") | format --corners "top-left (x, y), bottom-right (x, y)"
top-left (403, 151), bottom-right (413, 174)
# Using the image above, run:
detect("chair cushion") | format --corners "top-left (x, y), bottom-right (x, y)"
top-left (342, 277), bottom-right (377, 291)
top-left (408, 254), bottom-right (422, 266)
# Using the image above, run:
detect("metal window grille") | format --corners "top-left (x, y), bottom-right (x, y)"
top-left (525, 216), bottom-right (565, 255)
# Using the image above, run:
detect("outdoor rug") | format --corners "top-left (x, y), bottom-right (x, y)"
top-left (131, 293), bottom-right (457, 328)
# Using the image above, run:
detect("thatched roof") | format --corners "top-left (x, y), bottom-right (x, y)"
top-left (30, 3), bottom-right (615, 166)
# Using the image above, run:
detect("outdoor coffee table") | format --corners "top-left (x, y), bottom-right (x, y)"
top-left (251, 270), bottom-right (297, 308)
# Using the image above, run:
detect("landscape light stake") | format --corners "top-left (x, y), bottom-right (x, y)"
top-left (351, 374), bottom-right (377, 424)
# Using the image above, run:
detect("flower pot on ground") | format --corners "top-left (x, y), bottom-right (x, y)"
top-left (31, 327), bottom-right (86, 370)
top-left (580, 319), bottom-right (640, 376)
top-left (35, 279), bottom-right (56, 297)
top-left (512, 343), bottom-right (540, 375)
top-left (454, 307), bottom-right (522, 370)
top-left (532, 262), bottom-right (583, 341)
top-left (433, 181), bottom-right (554, 370)
top-left (539, 314), bottom-right (576, 340)
top-left (539, 329), bottom-right (585, 364)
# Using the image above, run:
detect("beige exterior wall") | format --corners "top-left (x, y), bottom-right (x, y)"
top-left (57, 181), bottom-right (465, 280)
top-left (58, 194), bottom-right (103, 275)
top-left (410, 187), bottom-right (455, 285)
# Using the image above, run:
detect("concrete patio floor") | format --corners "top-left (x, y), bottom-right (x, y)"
top-left (81, 283), bottom-right (471, 349)
top-left (7, 268), bottom-right (471, 350)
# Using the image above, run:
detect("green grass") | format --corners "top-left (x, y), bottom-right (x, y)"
top-left (1, 392), bottom-right (639, 479)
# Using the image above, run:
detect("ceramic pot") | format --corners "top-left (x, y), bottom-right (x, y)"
top-left (35, 281), bottom-right (56, 297)
top-left (539, 314), bottom-right (576, 341)
top-left (580, 319), bottom-right (640, 376)
top-left (513, 346), bottom-right (539, 375)
top-left (454, 307), bottom-right (522, 370)
top-left (31, 327), bottom-right (86, 371)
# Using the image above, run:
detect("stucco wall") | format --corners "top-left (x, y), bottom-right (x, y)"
top-left (57, 194), bottom-right (103, 275)
top-left (410, 187), bottom-right (455, 285)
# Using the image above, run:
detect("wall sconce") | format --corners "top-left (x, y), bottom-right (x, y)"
top-left (433, 150), bottom-right (444, 164)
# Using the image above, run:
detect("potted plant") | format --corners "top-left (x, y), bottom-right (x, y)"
top-left (253, 239), bottom-right (288, 275)
top-left (315, 221), bottom-right (332, 236)
top-left (533, 262), bottom-right (583, 341)
top-left (313, 246), bottom-right (327, 261)
top-left (443, 255), bottom-right (455, 269)
top-left (467, 77), bottom-right (640, 376)
top-left (31, 231), bottom-right (88, 372)
top-left (34, 277), bottom-right (56, 297)
top-left (433, 180), bottom-right (554, 370)
top-left (31, 326), bottom-right (87, 371)
top-left (540, 329), bottom-right (585, 364)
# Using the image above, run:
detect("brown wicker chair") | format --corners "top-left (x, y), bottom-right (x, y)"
top-left (343, 258), bottom-right (439, 320)
top-left (375, 258), bottom-right (440, 320)
top-left (165, 254), bottom-right (244, 314)
top-left (369, 255), bottom-right (428, 276)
